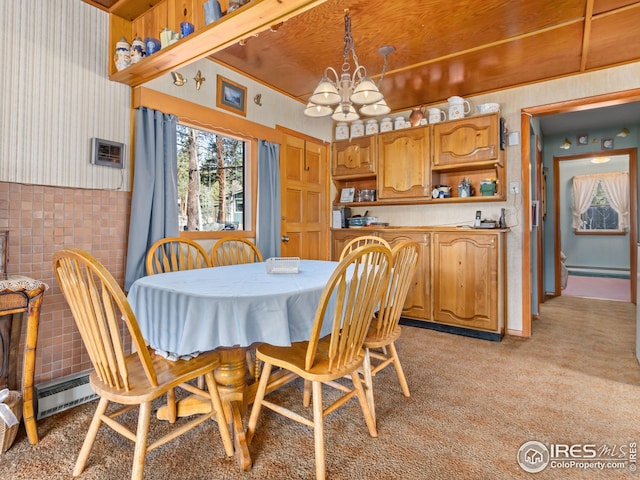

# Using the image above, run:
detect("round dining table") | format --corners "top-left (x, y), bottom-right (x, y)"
top-left (127, 259), bottom-right (339, 470)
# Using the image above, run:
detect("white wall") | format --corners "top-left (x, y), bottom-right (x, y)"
top-left (0, 0), bottom-right (131, 190)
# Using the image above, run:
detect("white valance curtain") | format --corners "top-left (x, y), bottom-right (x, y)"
top-left (571, 172), bottom-right (629, 230)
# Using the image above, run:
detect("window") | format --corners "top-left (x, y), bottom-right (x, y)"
top-left (580, 183), bottom-right (619, 231)
top-left (572, 172), bottom-right (629, 234)
top-left (177, 124), bottom-right (247, 232)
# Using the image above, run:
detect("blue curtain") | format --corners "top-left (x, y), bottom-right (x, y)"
top-left (124, 108), bottom-right (179, 290)
top-left (256, 140), bottom-right (281, 259)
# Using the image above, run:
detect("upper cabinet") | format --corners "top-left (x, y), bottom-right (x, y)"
top-left (107, 0), bottom-right (323, 86)
top-left (432, 113), bottom-right (500, 167)
top-left (331, 112), bottom-right (505, 207)
top-left (332, 136), bottom-right (376, 178)
top-left (377, 127), bottom-right (430, 200)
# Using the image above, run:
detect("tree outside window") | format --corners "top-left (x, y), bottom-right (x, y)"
top-left (177, 124), bottom-right (246, 232)
top-left (580, 182), bottom-right (619, 230)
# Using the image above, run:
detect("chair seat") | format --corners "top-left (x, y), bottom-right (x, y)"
top-left (90, 347), bottom-right (222, 405)
top-left (363, 324), bottom-right (402, 350)
top-left (257, 336), bottom-right (365, 383)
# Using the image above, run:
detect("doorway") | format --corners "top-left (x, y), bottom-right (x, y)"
top-left (554, 151), bottom-right (636, 302)
top-left (520, 89), bottom-right (640, 336)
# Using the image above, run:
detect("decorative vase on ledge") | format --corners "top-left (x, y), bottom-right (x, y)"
top-left (204, 0), bottom-right (223, 25)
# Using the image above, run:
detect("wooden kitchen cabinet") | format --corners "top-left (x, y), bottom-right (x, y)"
top-left (332, 136), bottom-right (376, 178)
top-left (431, 231), bottom-right (506, 338)
top-left (378, 230), bottom-right (431, 321)
top-left (376, 127), bottom-right (431, 201)
top-left (431, 113), bottom-right (505, 201)
top-left (331, 228), bottom-right (431, 321)
top-left (432, 113), bottom-right (500, 167)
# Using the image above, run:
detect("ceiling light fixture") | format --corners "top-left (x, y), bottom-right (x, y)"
top-left (617, 127), bottom-right (629, 137)
top-left (591, 156), bottom-right (611, 164)
top-left (560, 138), bottom-right (571, 149)
top-left (303, 9), bottom-right (394, 122)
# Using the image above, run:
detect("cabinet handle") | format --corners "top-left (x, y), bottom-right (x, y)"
top-left (281, 236), bottom-right (289, 242)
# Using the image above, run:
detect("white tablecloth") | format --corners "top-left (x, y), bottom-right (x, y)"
top-left (127, 260), bottom-right (338, 357)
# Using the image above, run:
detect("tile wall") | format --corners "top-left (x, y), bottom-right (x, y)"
top-left (0, 182), bottom-right (130, 386)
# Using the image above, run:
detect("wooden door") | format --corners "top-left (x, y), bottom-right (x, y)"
top-left (377, 128), bottom-right (430, 200)
top-left (280, 133), bottom-right (330, 260)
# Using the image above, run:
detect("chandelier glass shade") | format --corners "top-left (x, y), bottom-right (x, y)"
top-left (304, 10), bottom-right (392, 122)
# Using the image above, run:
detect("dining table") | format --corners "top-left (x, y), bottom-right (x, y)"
top-left (126, 259), bottom-right (339, 470)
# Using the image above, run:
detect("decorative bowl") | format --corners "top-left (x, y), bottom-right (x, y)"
top-left (477, 102), bottom-right (500, 114)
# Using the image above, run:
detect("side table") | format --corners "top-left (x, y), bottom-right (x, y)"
top-left (0, 276), bottom-right (48, 446)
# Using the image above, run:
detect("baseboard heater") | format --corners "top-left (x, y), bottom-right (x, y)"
top-left (35, 370), bottom-right (97, 419)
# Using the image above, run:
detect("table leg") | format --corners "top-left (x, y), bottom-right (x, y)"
top-left (214, 347), bottom-right (252, 471)
top-left (23, 293), bottom-right (43, 446)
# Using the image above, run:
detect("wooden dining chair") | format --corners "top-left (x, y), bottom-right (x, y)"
top-left (145, 237), bottom-right (211, 275)
top-left (210, 237), bottom-right (263, 266)
top-left (53, 249), bottom-right (233, 480)
top-left (246, 244), bottom-right (392, 480)
top-left (361, 240), bottom-right (420, 424)
top-left (339, 235), bottom-right (391, 260)
top-left (145, 237), bottom-right (211, 419)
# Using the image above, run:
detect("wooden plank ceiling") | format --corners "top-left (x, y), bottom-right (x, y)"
top-left (88, 0), bottom-right (640, 113)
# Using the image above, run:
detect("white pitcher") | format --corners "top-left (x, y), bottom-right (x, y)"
top-left (448, 96), bottom-right (471, 120)
top-left (428, 108), bottom-right (446, 124)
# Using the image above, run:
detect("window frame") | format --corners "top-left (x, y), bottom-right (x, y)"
top-left (575, 181), bottom-right (624, 235)
top-left (132, 87), bottom-right (286, 241)
top-left (177, 121), bottom-right (254, 238)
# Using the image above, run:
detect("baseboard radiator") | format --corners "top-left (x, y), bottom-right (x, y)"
top-left (35, 370), bottom-right (97, 419)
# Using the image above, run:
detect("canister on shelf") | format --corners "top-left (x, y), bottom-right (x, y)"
top-left (335, 122), bottom-right (349, 140)
top-left (394, 116), bottom-right (407, 130)
top-left (350, 119), bottom-right (365, 138)
top-left (365, 119), bottom-right (379, 135)
top-left (380, 117), bottom-right (393, 132)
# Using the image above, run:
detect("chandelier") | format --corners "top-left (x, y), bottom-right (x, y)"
top-left (303, 10), bottom-right (394, 122)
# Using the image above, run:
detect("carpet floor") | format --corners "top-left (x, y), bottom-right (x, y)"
top-left (1, 295), bottom-right (639, 479)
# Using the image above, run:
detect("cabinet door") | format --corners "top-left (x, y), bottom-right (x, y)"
top-left (432, 114), bottom-right (499, 167)
top-left (379, 231), bottom-right (431, 321)
top-left (331, 229), bottom-right (378, 260)
top-left (377, 128), bottom-right (430, 200)
top-left (432, 232), bottom-right (499, 332)
top-left (332, 137), bottom-right (376, 178)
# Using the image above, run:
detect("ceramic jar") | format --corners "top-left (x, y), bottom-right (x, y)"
top-left (130, 37), bottom-right (146, 64)
top-left (394, 116), bottom-right (407, 130)
top-left (335, 122), bottom-right (349, 140)
top-left (365, 119), bottom-right (379, 135)
top-left (380, 117), bottom-right (393, 132)
top-left (114, 37), bottom-right (131, 71)
top-left (350, 119), bottom-right (365, 138)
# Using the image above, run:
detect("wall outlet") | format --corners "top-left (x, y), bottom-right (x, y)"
top-left (509, 182), bottom-right (520, 194)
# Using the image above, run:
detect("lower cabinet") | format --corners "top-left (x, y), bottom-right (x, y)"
top-left (331, 228), bottom-right (506, 339)
top-left (432, 232), bottom-right (506, 335)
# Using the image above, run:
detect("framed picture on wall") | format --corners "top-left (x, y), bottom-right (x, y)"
top-left (577, 134), bottom-right (588, 145)
top-left (216, 75), bottom-right (247, 116)
top-left (601, 137), bottom-right (614, 150)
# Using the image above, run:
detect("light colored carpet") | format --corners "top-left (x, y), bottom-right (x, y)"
top-left (1, 295), bottom-right (639, 479)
